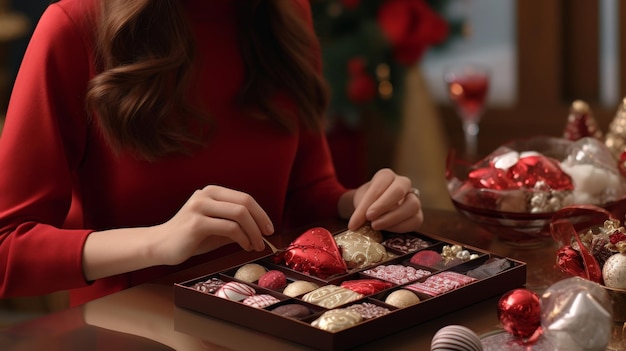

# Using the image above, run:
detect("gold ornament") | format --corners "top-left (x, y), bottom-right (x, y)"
top-left (563, 100), bottom-right (603, 141)
top-left (605, 97), bottom-right (626, 159)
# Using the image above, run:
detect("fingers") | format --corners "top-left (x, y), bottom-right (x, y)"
top-left (194, 185), bottom-right (274, 251)
top-left (349, 169), bottom-right (423, 233)
top-left (349, 169), bottom-right (394, 228)
top-left (369, 192), bottom-right (424, 232)
top-left (349, 169), bottom-right (409, 224)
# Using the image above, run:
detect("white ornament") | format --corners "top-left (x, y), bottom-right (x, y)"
top-left (602, 253), bottom-right (626, 289)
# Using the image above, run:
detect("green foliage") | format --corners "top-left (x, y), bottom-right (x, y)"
top-left (311, 0), bottom-right (462, 129)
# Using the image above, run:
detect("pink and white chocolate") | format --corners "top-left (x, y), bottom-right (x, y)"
top-left (257, 270), bottom-right (287, 290)
top-left (406, 271), bottom-right (476, 297)
top-left (362, 264), bottom-right (431, 284)
top-left (215, 282), bottom-right (256, 302)
top-left (242, 294), bottom-right (280, 308)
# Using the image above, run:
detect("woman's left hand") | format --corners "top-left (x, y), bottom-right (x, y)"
top-left (347, 168), bottom-right (423, 233)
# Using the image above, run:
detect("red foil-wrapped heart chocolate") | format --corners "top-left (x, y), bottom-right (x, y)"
top-left (276, 227), bottom-right (348, 279)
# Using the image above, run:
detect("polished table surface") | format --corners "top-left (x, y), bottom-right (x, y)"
top-left (0, 208), bottom-right (622, 350)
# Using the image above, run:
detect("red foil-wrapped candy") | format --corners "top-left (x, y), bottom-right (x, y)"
top-left (497, 288), bottom-right (541, 339)
top-left (555, 245), bottom-right (585, 278)
top-left (340, 279), bottom-right (393, 295)
top-left (275, 227), bottom-right (347, 279)
top-left (508, 154), bottom-right (573, 190)
top-left (468, 167), bottom-right (518, 190)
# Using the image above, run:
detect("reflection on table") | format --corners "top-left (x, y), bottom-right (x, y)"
top-left (0, 208), bottom-right (623, 351)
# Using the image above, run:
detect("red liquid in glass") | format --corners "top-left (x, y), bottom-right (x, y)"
top-left (447, 75), bottom-right (489, 122)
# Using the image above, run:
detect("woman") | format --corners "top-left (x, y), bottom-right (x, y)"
top-left (0, 0), bottom-right (423, 306)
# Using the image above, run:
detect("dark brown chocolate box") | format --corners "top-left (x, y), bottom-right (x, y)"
top-left (174, 229), bottom-right (526, 351)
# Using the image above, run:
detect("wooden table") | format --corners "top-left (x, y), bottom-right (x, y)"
top-left (0, 208), bottom-right (622, 350)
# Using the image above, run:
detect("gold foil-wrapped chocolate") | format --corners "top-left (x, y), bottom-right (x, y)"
top-left (343, 224), bottom-right (384, 243)
top-left (563, 100), bottom-right (603, 141)
top-left (334, 231), bottom-right (390, 269)
top-left (605, 97), bottom-right (626, 158)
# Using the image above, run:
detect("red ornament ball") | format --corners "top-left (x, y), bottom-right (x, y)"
top-left (497, 288), bottom-right (541, 339)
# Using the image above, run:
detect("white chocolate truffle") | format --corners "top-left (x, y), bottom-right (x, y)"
top-left (385, 289), bottom-right (421, 308)
top-left (282, 281), bottom-right (319, 297)
top-left (234, 263), bottom-right (267, 283)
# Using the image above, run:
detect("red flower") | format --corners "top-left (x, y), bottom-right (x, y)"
top-left (377, 0), bottom-right (449, 65)
top-left (346, 57), bottom-right (377, 104)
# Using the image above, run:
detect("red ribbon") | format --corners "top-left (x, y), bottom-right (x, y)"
top-left (549, 205), bottom-right (613, 283)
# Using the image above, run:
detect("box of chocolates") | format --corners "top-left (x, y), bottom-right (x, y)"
top-left (174, 226), bottom-right (526, 350)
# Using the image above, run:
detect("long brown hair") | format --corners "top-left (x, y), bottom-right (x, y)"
top-left (86, 0), bottom-right (329, 160)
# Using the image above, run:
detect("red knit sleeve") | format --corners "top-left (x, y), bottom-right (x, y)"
top-left (0, 2), bottom-right (95, 297)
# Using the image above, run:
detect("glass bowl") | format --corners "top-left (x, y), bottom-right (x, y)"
top-left (446, 136), bottom-right (626, 246)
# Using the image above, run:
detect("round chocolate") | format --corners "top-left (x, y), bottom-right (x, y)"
top-left (234, 263), bottom-right (267, 283)
top-left (431, 325), bottom-right (483, 351)
top-left (270, 304), bottom-right (311, 319)
top-left (282, 280), bottom-right (319, 297)
top-left (385, 289), bottom-right (420, 308)
top-left (311, 308), bottom-right (362, 332)
top-left (257, 270), bottom-right (287, 290)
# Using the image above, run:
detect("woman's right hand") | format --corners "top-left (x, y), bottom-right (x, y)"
top-left (83, 185), bottom-right (274, 280)
top-left (153, 185), bottom-right (274, 265)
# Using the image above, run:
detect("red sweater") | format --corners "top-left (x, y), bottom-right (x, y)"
top-left (0, 0), bottom-right (346, 305)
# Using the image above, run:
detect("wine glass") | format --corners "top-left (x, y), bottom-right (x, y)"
top-left (444, 64), bottom-right (490, 157)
